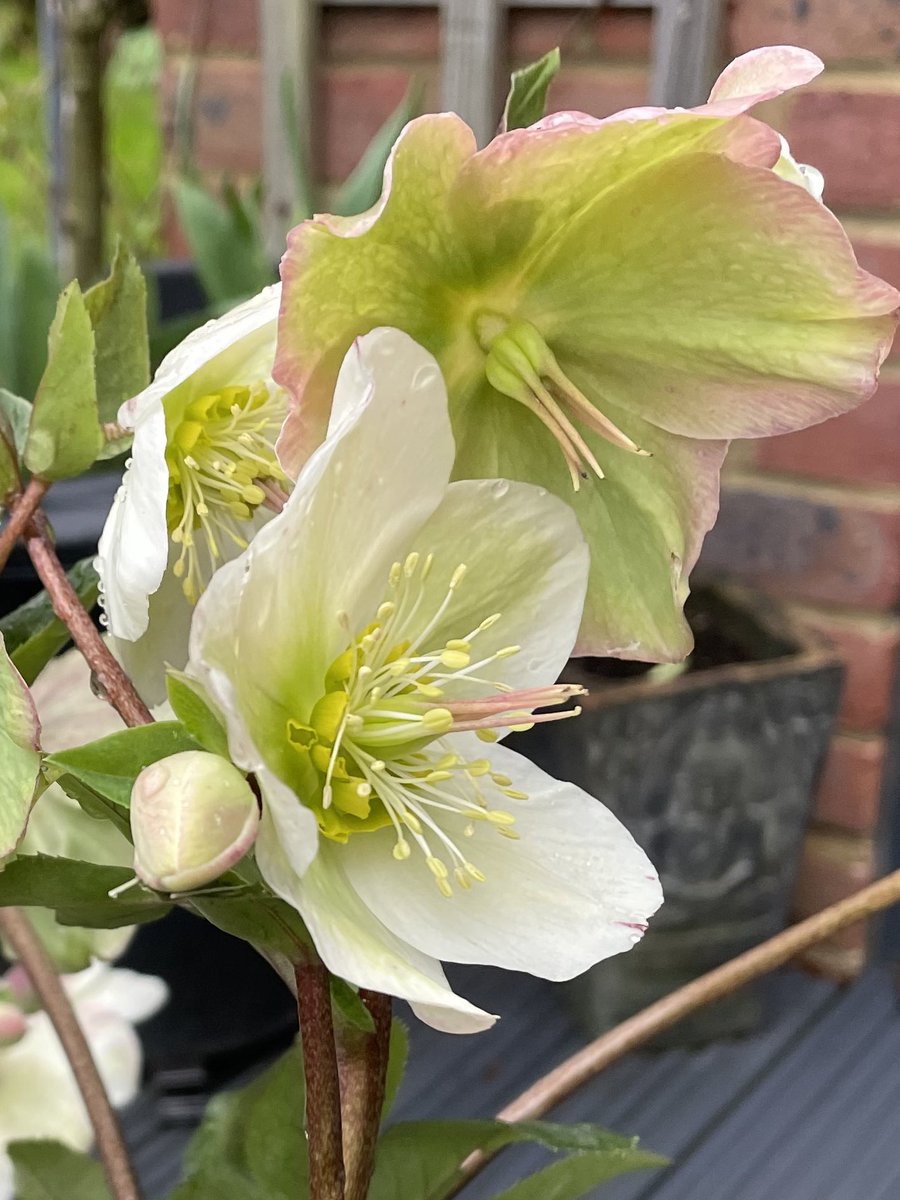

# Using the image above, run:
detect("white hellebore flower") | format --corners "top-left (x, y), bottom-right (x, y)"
top-left (0, 962), bottom-right (167, 1200)
top-left (187, 327), bottom-right (662, 1033)
top-left (97, 284), bottom-right (288, 703)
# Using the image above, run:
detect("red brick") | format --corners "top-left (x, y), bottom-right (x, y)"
top-left (161, 57), bottom-right (262, 177)
top-left (813, 733), bottom-right (886, 831)
top-left (730, 0), bottom-right (900, 65)
top-left (320, 65), bottom-right (438, 182)
top-left (792, 830), bottom-right (874, 956)
top-left (789, 607), bottom-right (900, 732)
top-left (785, 85), bottom-right (900, 211)
top-left (508, 7), bottom-right (652, 63)
top-left (754, 377), bottom-right (900, 487)
top-left (699, 480), bottom-right (900, 610)
top-left (152, 0), bottom-right (258, 56)
top-left (547, 65), bottom-right (649, 118)
top-left (322, 6), bottom-right (440, 62)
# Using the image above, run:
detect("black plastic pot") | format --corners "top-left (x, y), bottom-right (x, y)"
top-left (511, 586), bottom-right (843, 1046)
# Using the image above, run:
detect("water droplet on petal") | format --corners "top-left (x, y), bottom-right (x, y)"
top-left (491, 480), bottom-right (509, 498)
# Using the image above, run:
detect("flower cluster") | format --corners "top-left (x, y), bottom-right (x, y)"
top-left (91, 47), bottom-right (898, 1028)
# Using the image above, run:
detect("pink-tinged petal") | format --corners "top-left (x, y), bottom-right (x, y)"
top-left (538, 153), bottom-right (899, 441)
top-left (704, 45), bottom-right (823, 114)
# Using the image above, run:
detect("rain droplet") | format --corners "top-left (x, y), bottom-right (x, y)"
top-left (491, 480), bottom-right (509, 498)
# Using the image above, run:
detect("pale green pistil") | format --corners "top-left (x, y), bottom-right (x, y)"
top-left (286, 553), bottom-right (585, 896)
top-left (477, 316), bottom-right (650, 490)
top-left (165, 383), bottom-right (287, 603)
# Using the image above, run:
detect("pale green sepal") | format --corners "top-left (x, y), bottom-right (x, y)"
top-left (24, 282), bottom-right (102, 480)
top-left (166, 670), bottom-right (230, 758)
top-left (0, 631), bottom-right (41, 863)
top-left (502, 47), bottom-right (561, 132)
top-left (0, 388), bottom-right (31, 504)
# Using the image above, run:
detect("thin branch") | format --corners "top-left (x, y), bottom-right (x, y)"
top-left (25, 517), bottom-right (152, 727)
top-left (0, 477), bottom-right (50, 575)
top-left (295, 962), bottom-right (346, 1200)
top-left (449, 867), bottom-right (900, 1196)
top-left (337, 990), bottom-right (392, 1200)
top-left (0, 906), bottom-right (142, 1200)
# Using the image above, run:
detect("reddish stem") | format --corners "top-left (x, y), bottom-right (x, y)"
top-left (295, 962), bottom-right (346, 1200)
top-left (0, 476), bottom-right (50, 574)
top-left (337, 990), bottom-right (392, 1200)
top-left (25, 518), bottom-right (152, 727)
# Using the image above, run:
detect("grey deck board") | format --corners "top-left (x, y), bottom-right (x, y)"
top-left (123, 967), bottom-right (900, 1200)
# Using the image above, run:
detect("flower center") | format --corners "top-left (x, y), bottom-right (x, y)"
top-left (165, 383), bottom-right (287, 602)
top-left (476, 315), bottom-right (650, 491)
top-left (286, 553), bottom-right (585, 896)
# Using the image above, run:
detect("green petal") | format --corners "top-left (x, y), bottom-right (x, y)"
top-left (451, 384), bottom-right (725, 662)
top-left (539, 152), bottom-right (898, 439)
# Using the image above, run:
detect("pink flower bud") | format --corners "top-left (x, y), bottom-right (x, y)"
top-left (131, 751), bottom-right (260, 892)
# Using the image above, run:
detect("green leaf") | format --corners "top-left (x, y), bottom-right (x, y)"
top-left (0, 630), bottom-right (40, 861)
top-left (178, 1043), bottom-right (308, 1200)
top-left (330, 976), bottom-right (376, 1035)
top-left (84, 242), bottom-right (149, 435)
top-left (190, 888), bottom-right (312, 962)
top-left (382, 1018), bottom-right (409, 1119)
top-left (172, 177), bottom-right (274, 308)
top-left (0, 387), bottom-right (31, 501)
top-left (24, 282), bottom-right (102, 479)
top-left (45, 720), bottom-right (202, 816)
top-left (490, 1147), bottom-right (667, 1200)
top-left (0, 557), bottom-right (99, 685)
top-left (10, 1139), bottom-right (112, 1200)
top-left (166, 670), bottom-right (230, 757)
top-left (502, 48), bottom-right (561, 132)
top-left (334, 83), bottom-right (423, 217)
top-left (0, 854), bottom-right (171, 928)
top-left (369, 1120), bottom-right (658, 1200)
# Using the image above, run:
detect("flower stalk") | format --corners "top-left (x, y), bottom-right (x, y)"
top-left (0, 907), bottom-right (142, 1200)
top-left (337, 990), bottom-right (392, 1200)
top-left (295, 961), bottom-right (346, 1200)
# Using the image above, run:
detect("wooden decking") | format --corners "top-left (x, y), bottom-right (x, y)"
top-left (123, 963), bottom-right (900, 1199)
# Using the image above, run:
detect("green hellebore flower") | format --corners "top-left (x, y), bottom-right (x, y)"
top-left (275, 45), bottom-right (899, 663)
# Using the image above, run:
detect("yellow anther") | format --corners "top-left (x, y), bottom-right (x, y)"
top-left (436, 876), bottom-right (453, 898)
top-left (502, 788), bottom-right (528, 801)
top-left (466, 760), bottom-right (492, 777)
top-left (446, 639), bottom-right (471, 653)
top-left (476, 729), bottom-right (499, 743)
top-left (487, 809), bottom-right (516, 826)
top-left (491, 773), bottom-right (512, 787)
top-left (479, 613), bottom-right (502, 631)
top-left (377, 602), bottom-right (395, 621)
top-left (436, 753), bottom-right (459, 770)
top-left (422, 553), bottom-right (434, 579)
top-left (404, 552), bottom-right (420, 577)
top-left (426, 856), bottom-right (449, 879)
top-left (496, 645), bottom-right (521, 659)
top-left (415, 682), bottom-right (444, 699)
top-left (465, 863), bottom-right (486, 882)
top-left (454, 867), bottom-right (472, 890)
top-left (423, 770), bottom-right (453, 784)
top-left (392, 839), bottom-right (411, 861)
top-left (497, 827), bottom-right (520, 840)
top-left (450, 564), bottom-right (467, 589)
top-left (371, 760), bottom-right (386, 772)
top-left (440, 649), bottom-right (470, 670)
top-left (402, 811), bottom-right (422, 834)
top-left (509, 722), bottom-right (535, 733)
top-left (422, 708), bottom-right (453, 733)
top-left (389, 562), bottom-right (402, 587)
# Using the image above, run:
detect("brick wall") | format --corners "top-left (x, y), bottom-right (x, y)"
top-left (151, 1), bottom-right (900, 976)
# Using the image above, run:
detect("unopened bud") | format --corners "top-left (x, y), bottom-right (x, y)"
top-left (0, 1001), bottom-right (27, 1047)
top-left (131, 751), bottom-right (260, 893)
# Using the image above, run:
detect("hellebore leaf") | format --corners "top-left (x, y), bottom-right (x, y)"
top-left (24, 282), bottom-right (102, 480)
top-left (369, 1120), bottom-right (664, 1200)
top-left (166, 671), bottom-right (230, 758)
top-left (0, 558), bottom-right (99, 686)
top-left (176, 1043), bottom-right (307, 1200)
top-left (502, 48), bottom-right (561, 132)
top-left (0, 388), bottom-right (31, 503)
top-left (0, 854), bottom-right (170, 928)
top-left (10, 1139), bottom-right (112, 1200)
top-left (0, 631), bottom-right (41, 862)
top-left (84, 242), bottom-right (150, 439)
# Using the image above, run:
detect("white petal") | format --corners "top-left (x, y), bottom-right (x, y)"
top-left (118, 284), bottom-right (282, 430)
top-left (66, 963), bottom-right (168, 1024)
top-left (0, 1154), bottom-right (13, 1200)
top-left (73, 1010), bottom-right (144, 1107)
top-left (192, 327), bottom-right (456, 734)
top-left (342, 736), bottom-right (662, 979)
top-left (111, 551), bottom-right (196, 706)
top-left (257, 838), bottom-right (495, 1033)
top-left (0, 1016), bottom-right (94, 1152)
top-left (255, 769), bottom-right (320, 881)
top-left (406, 478), bottom-right (589, 693)
top-left (96, 404), bottom-right (169, 642)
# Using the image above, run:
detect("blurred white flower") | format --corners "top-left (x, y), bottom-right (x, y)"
top-left (0, 961), bottom-right (167, 1200)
